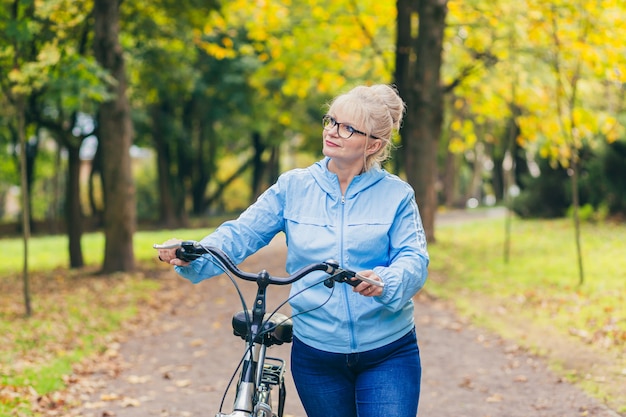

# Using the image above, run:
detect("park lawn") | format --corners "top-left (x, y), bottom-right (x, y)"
top-left (426, 215), bottom-right (626, 413)
top-left (0, 227), bottom-right (212, 276)
top-left (0, 216), bottom-right (625, 414)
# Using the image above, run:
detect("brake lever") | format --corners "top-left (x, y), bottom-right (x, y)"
top-left (323, 270), bottom-right (385, 289)
top-left (324, 270), bottom-right (359, 288)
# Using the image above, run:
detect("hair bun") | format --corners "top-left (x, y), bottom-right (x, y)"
top-left (369, 84), bottom-right (406, 130)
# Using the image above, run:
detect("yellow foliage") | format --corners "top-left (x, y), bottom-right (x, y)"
top-left (466, 133), bottom-right (477, 147)
top-left (221, 37), bottom-right (234, 49)
top-left (278, 112), bottom-right (291, 126)
top-left (450, 119), bottom-right (462, 132)
top-left (601, 116), bottom-right (625, 143)
top-left (208, 13), bottom-right (227, 31)
top-left (200, 0), bottom-right (395, 102)
top-left (448, 137), bottom-right (466, 154)
top-left (37, 43), bottom-right (61, 66)
top-left (201, 43), bottom-right (236, 60)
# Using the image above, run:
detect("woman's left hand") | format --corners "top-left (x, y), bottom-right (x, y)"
top-left (353, 271), bottom-right (383, 297)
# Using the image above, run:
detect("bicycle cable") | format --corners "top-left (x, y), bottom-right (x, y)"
top-left (258, 279), bottom-right (337, 341)
top-left (201, 252), bottom-right (251, 413)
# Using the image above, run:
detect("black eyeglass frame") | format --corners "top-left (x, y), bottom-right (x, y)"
top-left (322, 115), bottom-right (380, 140)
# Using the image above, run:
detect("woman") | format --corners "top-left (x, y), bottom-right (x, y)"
top-left (157, 84), bottom-right (429, 417)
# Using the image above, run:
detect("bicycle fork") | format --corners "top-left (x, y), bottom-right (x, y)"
top-left (216, 342), bottom-right (272, 417)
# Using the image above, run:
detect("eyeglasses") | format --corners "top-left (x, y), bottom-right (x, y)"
top-left (322, 115), bottom-right (379, 139)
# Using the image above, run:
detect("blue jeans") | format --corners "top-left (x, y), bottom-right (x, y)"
top-left (290, 328), bottom-right (421, 417)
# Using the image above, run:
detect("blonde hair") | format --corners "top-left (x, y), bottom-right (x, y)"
top-left (326, 84), bottom-right (406, 171)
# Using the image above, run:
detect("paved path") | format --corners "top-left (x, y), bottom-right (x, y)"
top-left (69, 234), bottom-right (621, 417)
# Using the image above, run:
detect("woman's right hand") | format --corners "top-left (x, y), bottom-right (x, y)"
top-left (157, 238), bottom-right (191, 267)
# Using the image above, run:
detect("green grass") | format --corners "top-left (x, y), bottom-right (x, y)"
top-left (428, 217), bottom-right (626, 341)
top-left (427, 215), bottom-right (626, 412)
top-left (0, 227), bottom-right (211, 275)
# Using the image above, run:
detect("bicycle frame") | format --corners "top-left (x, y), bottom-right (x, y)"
top-left (218, 270), bottom-right (287, 417)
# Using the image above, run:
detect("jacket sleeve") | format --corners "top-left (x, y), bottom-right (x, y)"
top-left (373, 190), bottom-right (429, 312)
top-left (174, 179), bottom-right (286, 284)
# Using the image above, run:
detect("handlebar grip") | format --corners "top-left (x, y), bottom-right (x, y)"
top-left (176, 247), bottom-right (199, 262)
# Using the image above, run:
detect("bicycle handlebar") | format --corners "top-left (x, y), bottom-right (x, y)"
top-left (153, 240), bottom-right (384, 288)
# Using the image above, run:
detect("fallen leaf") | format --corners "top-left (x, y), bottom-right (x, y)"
top-left (174, 379), bottom-right (192, 387)
top-left (120, 396), bottom-right (141, 407)
top-left (190, 338), bottom-right (205, 347)
top-left (100, 393), bottom-right (120, 401)
top-left (127, 375), bottom-right (151, 384)
top-left (486, 393), bottom-right (503, 402)
top-left (83, 401), bottom-right (107, 409)
top-left (459, 377), bottom-right (474, 389)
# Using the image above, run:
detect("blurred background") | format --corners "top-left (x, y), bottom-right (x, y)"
top-left (2, 0), bottom-right (625, 270)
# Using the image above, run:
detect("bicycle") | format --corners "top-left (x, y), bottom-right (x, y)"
top-left (153, 240), bottom-right (383, 417)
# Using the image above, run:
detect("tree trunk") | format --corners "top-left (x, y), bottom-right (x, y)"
top-left (443, 150), bottom-right (460, 207)
top-left (394, 0), bottom-right (411, 176)
top-left (396, 0), bottom-right (448, 243)
top-left (88, 139), bottom-right (104, 224)
top-left (49, 145), bottom-right (62, 233)
top-left (251, 131), bottom-right (266, 202)
top-left (266, 145), bottom-right (280, 186)
top-left (66, 144), bottom-right (85, 267)
top-left (571, 158), bottom-right (584, 285)
top-left (151, 103), bottom-right (181, 228)
top-left (17, 99), bottom-right (32, 317)
top-left (190, 112), bottom-right (212, 217)
top-left (93, 0), bottom-right (136, 273)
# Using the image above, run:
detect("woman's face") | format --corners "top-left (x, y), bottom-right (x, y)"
top-left (322, 111), bottom-right (380, 171)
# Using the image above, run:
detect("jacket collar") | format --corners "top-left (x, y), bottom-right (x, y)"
top-left (308, 157), bottom-right (386, 200)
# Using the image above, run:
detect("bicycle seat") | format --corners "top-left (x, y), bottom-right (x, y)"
top-left (232, 311), bottom-right (293, 346)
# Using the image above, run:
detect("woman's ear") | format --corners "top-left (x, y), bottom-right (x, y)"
top-left (366, 139), bottom-right (383, 155)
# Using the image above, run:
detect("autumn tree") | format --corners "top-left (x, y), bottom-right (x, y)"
top-left (516, 0), bottom-right (626, 284)
top-left (93, 0), bottom-right (136, 273)
top-left (2, 0), bottom-right (38, 315)
top-left (155, 0), bottom-right (396, 216)
top-left (30, 4), bottom-right (112, 269)
top-left (435, 0), bottom-right (625, 279)
top-left (395, 0), bottom-right (449, 242)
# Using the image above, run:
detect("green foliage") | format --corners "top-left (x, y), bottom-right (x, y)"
top-left (580, 140), bottom-right (626, 215)
top-left (570, 203), bottom-right (593, 222)
top-left (511, 139), bottom-right (626, 219)
top-left (512, 158), bottom-right (570, 218)
top-left (134, 156), bottom-right (159, 222)
top-left (1, 0), bottom-right (625, 267)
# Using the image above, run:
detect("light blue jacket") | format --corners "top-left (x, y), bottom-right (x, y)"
top-left (175, 157), bottom-right (429, 353)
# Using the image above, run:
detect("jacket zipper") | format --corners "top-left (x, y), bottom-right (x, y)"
top-left (340, 192), bottom-right (357, 351)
